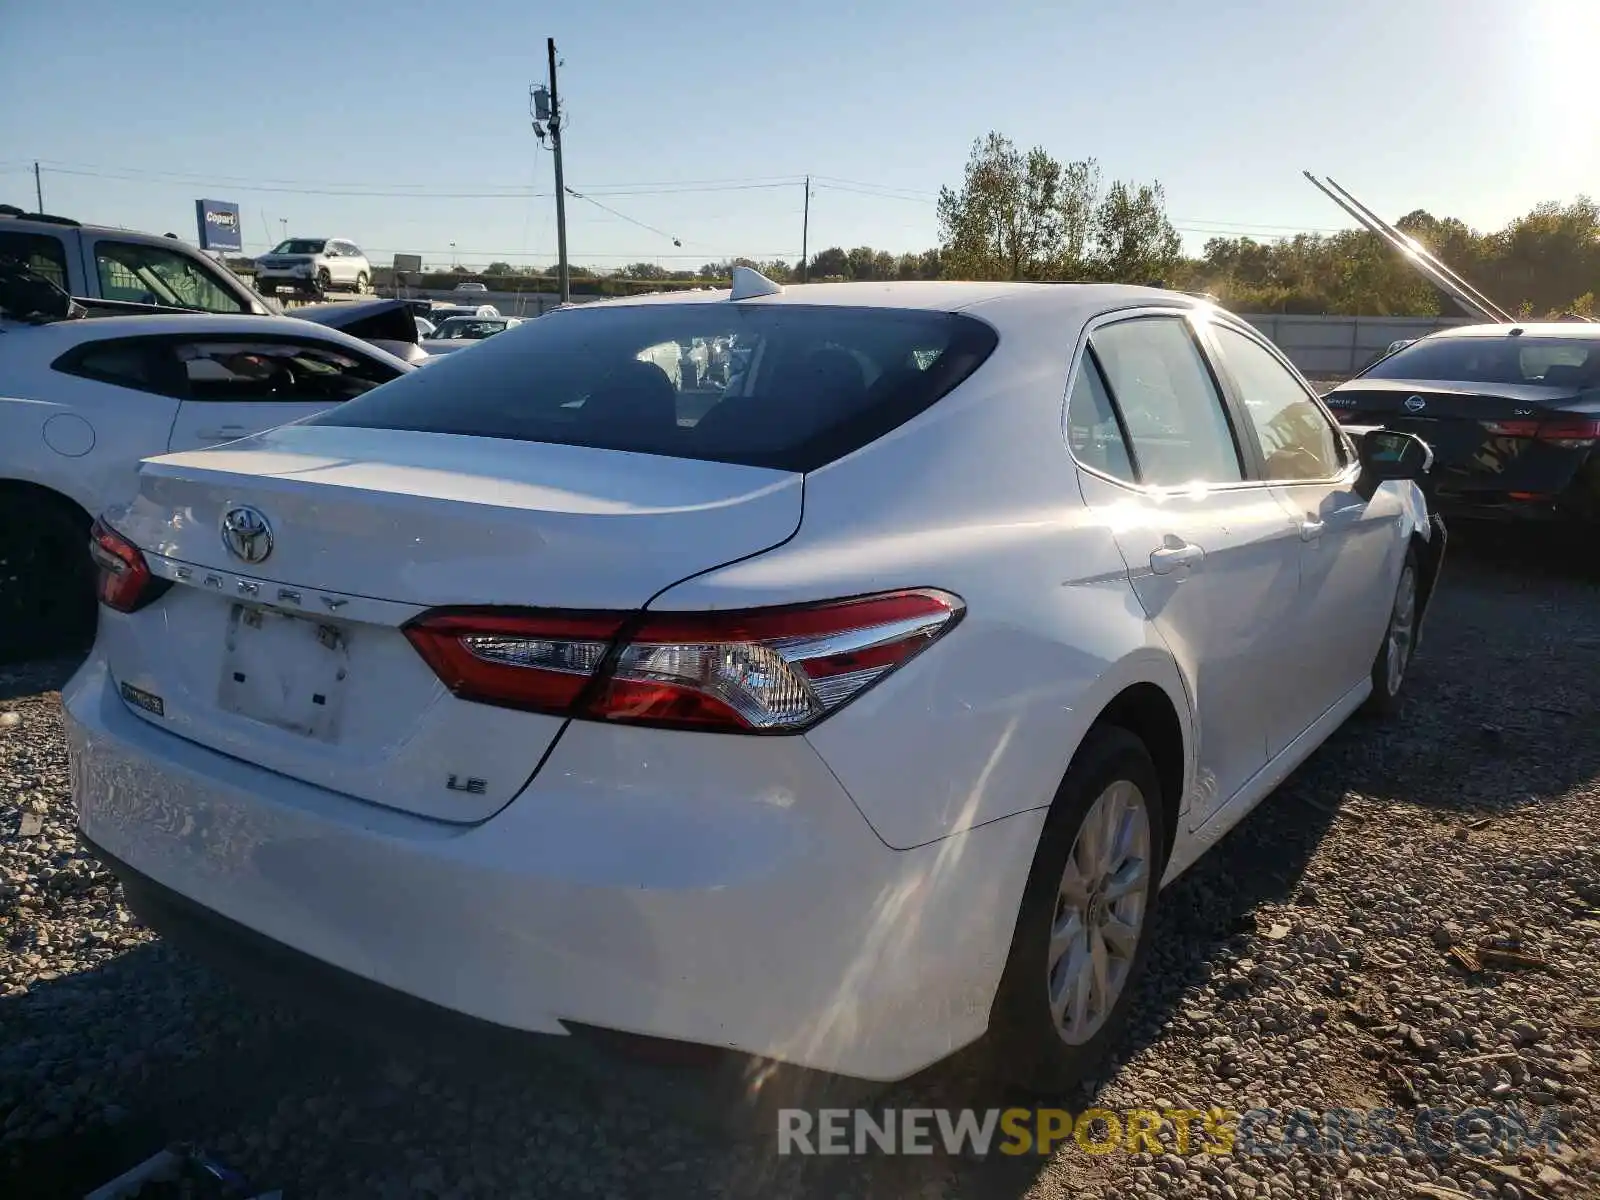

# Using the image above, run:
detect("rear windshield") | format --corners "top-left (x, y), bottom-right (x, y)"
top-left (309, 303), bottom-right (999, 471)
top-left (1362, 335), bottom-right (1600, 388)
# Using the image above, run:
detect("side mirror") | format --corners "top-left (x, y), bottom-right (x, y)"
top-left (1357, 428), bottom-right (1433, 484)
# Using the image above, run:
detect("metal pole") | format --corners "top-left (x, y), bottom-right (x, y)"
top-left (33, 162), bottom-right (43, 212)
top-left (548, 37), bottom-right (570, 305)
top-left (801, 175), bottom-right (810, 283)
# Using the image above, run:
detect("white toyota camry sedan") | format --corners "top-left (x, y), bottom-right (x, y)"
top-left (66, 272), bottom-right (1444, 1089)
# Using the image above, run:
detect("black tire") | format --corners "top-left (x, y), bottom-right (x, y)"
top-left (0, 494), bottom-right (97, 664)
top-left (1363, 546), bottom-right (1419, 717)
top-left (316, 269), bottom-right (332, 294)
top-left (354, 272), bottom-right (369, 294)
top-left (986, 726), bottom-right (1166, 1094)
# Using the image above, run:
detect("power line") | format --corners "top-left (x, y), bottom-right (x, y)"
top-left (564, 188), bottom-right (686, 248)
top-left (813, 181), bottom-right (937, 205)
top-left (812, 175), bottom-right (939, 199)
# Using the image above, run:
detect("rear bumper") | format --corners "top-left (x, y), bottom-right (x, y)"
top-left (1430, 486), bottom-right (1598, 523)
top-left (65, 654), bottom-right (1042, 1082)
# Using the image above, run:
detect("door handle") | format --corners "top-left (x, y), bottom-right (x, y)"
top-left (196, 426), bottom-right (248, 440)
top-left (1149, 537), bottom-right (1205, 575)
top-left (1299, 518), bottom-right (1326, 541)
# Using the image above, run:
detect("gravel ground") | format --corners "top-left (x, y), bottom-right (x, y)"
top-left (1, 530), bottom-right (1597, 1199)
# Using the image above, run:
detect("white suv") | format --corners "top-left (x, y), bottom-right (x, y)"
top-left (254, 238), bottom-right (371, 299)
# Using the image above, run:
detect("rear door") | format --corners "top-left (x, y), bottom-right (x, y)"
top-left (1069, 311), bottom-right (1303, 826)
top-left (1205, 320), bottom-right (1402, 725)
top-left (163, 335), bottom-right (406, 450)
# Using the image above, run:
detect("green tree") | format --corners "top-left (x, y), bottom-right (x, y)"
top-left (1088, 180), bottom-right (1182, 284)
top-left (807, 246), bottom-right (850, 279)
top-left (620, 262), bottom-right (670, 281)
top-left (936, 132), bottom-right (1071, 280)
top-left (483, 261), bottom-right (514, 276)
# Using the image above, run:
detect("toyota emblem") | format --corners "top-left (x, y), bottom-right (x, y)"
top-left (1404, 395), bottom-right (1427, 413)
top-left (220, 506), bottom-right (274, 564)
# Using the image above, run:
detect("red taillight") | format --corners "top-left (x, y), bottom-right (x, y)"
top-left (403, 589), bottom-right (964, 733)
top-left (403, 610), bottom-right (625, 713)
top-left (1480, 419), bottom-right (1542, 439)
top-left (88, 519), bottom-right (166, 613)
top-left (1482, 416), bottom-right (1600, 447)
top-left (1535, 415), bottom-right (1600, 448)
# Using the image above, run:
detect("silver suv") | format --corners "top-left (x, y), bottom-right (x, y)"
top-left (254, 237), bottom-right (371, 298)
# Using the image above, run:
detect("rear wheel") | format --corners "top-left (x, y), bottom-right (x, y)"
top-left (1363, 547), bottom-right (1418, 716)
top-left (987, 726), bottom-right (1165, 1093)
top-left (0, 494), bottom-right (97, 664)
top-left (355, 272), bottom-right (369, 294)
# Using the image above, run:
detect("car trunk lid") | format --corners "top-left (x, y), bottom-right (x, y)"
top-left (1326, 377), bottom-right (1599, 496)
top-left (102, 423), bottom-right (803, 821)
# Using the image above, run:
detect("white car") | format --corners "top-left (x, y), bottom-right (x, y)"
top-left (0, 312), bottom-right (413, 660)
top-left (419, 315), bottom-right (523, 356)
top-left (424, 303), bottom-right (501, 325)
top-left (66, 274), bottom-right (1443, 1089)
top-left (254, 238), bottom-right (372, 299)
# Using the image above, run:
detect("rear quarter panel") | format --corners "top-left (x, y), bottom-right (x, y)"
top-left (0, 355), bottom-right (181, 516)
top-left (649, 332), bottom-right (1193, 850)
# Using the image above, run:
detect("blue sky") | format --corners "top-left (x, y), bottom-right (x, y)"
top-left (3, 0), bottom-right (1595, 271)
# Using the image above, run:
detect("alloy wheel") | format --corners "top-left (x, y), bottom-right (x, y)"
top-left (1046, 779), bottom-right (1152, 1046)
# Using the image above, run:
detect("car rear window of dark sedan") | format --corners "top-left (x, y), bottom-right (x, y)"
top-left (307, 303), bottom-right (999, 472)
top-left (1362, 335), bottom-right (1600, 388)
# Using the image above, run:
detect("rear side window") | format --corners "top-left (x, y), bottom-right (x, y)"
top-left (1090, 317), bottom-right (1244, 487)
top-left (0, 232), bottom-right (70, 291)
top-left (311, 304), bottom-right (999, 471)
top-left (1363, 335), bottom-right (1600, 387)
top-left (55, 342), bottom-right (177, 394)
top-left (1066, 353), bottom-right (1134, 483)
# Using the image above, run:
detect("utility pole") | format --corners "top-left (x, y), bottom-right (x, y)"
top-left (33, 162), bottom-right (43, 212)
top-left (547, 37), bottom-right (570, 305)
top-left (801, 175), bottom-right (810, 283)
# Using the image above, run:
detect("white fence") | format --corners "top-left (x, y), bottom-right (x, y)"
top-left (1238, 314), bottom-right (1474, 379)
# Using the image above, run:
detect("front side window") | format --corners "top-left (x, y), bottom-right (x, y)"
top-left (175, 339), bottom-right (399, 402)
top-left (95, 242), bottom-right (246, 313)
top-left (1090, 317), bottom-right (1243, 487)
top-left (1211, 325), bottom-right (1344, 481)
top-left (311, 304), bottom-right (999, 472)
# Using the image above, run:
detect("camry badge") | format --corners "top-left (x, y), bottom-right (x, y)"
top-left (1404, 395), bottom-right (1427, 413)
top-left (220, 506), bottom-right (273, 565)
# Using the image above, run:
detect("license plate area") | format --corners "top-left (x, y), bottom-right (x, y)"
top-left (218, 604), bottom-right (349, 740)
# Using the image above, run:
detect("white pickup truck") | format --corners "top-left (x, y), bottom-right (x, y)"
top-left (0, 205), bottom-right (275, 315)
